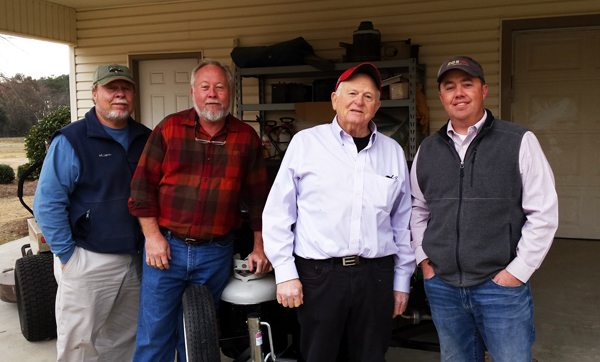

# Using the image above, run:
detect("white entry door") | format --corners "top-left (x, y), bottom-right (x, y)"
top-left (512, 28), bottom-right (600, 240)
top-left (139, 58), bottom-right (200, 129)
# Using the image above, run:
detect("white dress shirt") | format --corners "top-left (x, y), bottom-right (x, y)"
top-left (263, 117), bottom-right (416, 293)
top-left (410, 113), bottom-right (559, 283)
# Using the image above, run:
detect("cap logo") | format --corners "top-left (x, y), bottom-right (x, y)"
top-left (448, 60), bottom-right (469, 67)
top-left (108, 65), bottom-right (124, 73)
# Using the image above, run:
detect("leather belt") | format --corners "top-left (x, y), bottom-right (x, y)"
top-left (159, 227), bottom-right (213, 246)
top-left (296, 255), bottom-right (382, 267)
top-left (333, 256), bottom-right (362, 266)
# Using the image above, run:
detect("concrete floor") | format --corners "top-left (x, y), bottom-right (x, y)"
top-left (1, 237), bottom-right (599, 361)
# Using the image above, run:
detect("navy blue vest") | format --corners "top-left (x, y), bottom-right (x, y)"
top-left (53, 107), bottom-right (151, 255)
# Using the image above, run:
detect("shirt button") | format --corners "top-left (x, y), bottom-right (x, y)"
top-left (204, 178), bottom-right (208, 181)
top-left (207, 158), bottom-right (211, 161)
top-left (195, 222), bottom-right (199, 225)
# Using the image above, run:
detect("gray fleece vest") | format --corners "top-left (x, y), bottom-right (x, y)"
top-left (416, 110), bottom-right (528, 287)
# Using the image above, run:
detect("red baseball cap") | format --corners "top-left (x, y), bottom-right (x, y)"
top-left (335, 63), bottom-right (382, 92)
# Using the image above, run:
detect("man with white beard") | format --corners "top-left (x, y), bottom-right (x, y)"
top-left (34, 64), bottom-right (151, 361)
top-left (129, 58), bottom-right (271, 361)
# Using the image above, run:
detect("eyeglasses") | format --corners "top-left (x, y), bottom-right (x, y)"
top-left (195, 137), bottom-right (226, 146)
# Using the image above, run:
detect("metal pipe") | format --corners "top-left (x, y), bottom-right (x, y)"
top-left (399, 308), bottom-right (433, 324)
top-left (247, 313), bottom-right (264, 362)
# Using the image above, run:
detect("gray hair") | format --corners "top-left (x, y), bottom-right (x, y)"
top-left (190, 58), bottom-right (234, 90)
top-left (91, 83), bottom-right (98, 105)
top-left (335, 78), bottom-right (381, 102)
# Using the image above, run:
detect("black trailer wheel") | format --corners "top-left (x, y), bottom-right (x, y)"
top-left (14, 252), bottom-right (58, 341)
top-left (182, 284), bottom-right (221, 362)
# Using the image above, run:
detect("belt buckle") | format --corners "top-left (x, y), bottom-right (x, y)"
top-left (185, 237), bottom-right (199, 245)
top-left (342, 256), bottom-right (359, 266)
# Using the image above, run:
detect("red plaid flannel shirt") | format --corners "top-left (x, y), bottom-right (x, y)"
top-left (129, 109), bottom-right (269, 239)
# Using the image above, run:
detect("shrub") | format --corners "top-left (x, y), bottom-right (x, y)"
top-left (17, 163), bottom-right (35, 181)
top-left (0, 164), bottom-right (15, 184)
top-left (24, 106), bottom-right (71, 179)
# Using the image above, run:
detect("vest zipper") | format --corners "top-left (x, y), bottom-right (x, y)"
top-left (456, 161), bottom-right (465, 286)
top-left (470, 149), bottom-right (477, 187)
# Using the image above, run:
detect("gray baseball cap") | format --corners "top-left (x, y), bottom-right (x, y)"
top-left (437, 56), bottom-right (485, 84)
top-left (93, 64), bottom-right (135, 86)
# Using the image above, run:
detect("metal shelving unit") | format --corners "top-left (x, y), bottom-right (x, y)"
top-left (234, 59), bottom-right (426, 160)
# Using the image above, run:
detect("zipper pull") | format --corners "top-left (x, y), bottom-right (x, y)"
top-left (460, 161), bottom-right (465, 177)
top-left (86, 210), bottom-right (91, 219)
top-left (472, 149), bottom-right (477, 164)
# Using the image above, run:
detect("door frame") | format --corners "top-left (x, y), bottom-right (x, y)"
top-left (501, 14), bottom-right (600, 121)
top-left (128, 52), bottom-right (203, 122)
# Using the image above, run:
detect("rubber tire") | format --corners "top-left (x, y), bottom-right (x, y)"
top-left (14, 252), bottom-right (58, 341)
top-left (182, 284), bottom-right (221, 362)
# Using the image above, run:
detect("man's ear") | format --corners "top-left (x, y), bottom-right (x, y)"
top-left (331, 92), bottom-right (338, 112)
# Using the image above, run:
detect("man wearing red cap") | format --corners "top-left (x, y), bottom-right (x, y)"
top-left (263, 63), bottom-right (415, 361)
top-left (411, 56), bottom-right (558, 361)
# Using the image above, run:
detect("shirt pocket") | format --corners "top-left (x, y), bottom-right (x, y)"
top-left (212, 149), bottom-right (242, 179)
top-left (363, 174), bottom-right (398, 214)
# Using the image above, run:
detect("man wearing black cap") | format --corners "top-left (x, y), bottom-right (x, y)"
top-left (263, 63), bottom-right (415, 361)
top-left (34, 64), bottom-right (151, 361)
top-left (410, 56), bottom-right (558, 361)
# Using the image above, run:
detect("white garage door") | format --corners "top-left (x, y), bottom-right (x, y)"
top-left (139, 58), bottom-right (200, 129)
top-left (512, 28), bottom-right (600, 240)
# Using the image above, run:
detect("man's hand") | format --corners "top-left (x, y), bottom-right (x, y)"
top-left (248, 231), bottom-right (273, 274)
top-left (393, 291), bottom-right (409, 318)
top-left (145, 233), bottom-right (171, 270)
top-left (276, 279), bottom-right (303, 308)
top-left (139, 217), bottom-right (171, 270)
top-left (419, 259), bottom-right (435, 279)
top-left (493, 269), bottom-right (523, 286)
top-left (247, 248), bottom-right (272, 274)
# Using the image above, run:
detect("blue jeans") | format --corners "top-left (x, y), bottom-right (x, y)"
top-left (133, 230), bottom-right (234, 362)
top-left (424, 276), bottom-right (535, 362)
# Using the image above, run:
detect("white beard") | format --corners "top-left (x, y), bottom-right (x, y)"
top-left (96, 107), bottom-right (131, 123)
top-left (194, 102), bottom-right (230, 123)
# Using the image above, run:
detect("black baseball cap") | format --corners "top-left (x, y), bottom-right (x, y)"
top-left (437, 56), bottom-right (485, 85)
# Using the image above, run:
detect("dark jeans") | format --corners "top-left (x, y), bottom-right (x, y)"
top-left (295, 255), bottom-right (395, 362)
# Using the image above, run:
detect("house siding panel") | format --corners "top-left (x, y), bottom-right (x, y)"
top-left (0, 0), bottom-right (75, 43)
top-left (43, 0), bottom-right (600, 125)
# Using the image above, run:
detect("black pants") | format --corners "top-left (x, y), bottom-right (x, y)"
top-left (295, 255), bottom-right (395, 362)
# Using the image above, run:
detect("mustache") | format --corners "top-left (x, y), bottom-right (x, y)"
top-left (204, 100), bottom-right (222, 106)
top-left (111, 99), bottom-right (130, 105)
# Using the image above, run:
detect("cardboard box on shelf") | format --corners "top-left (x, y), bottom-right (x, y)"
top-left (294, 102), bottom-right (336, 123)
top-left (390, 82), bottom-right (409, 100)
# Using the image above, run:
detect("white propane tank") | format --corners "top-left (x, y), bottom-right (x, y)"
top-left (277, 127), bottom-right (292, 152)
top-left (261, 133), bottom-right (274, 158)
top-left (221, 254), bottom-right (277, 305)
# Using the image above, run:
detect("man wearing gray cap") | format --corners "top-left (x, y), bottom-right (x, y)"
top-left (410, 56), bottom-right (558, 361)
top-left (34, 64), bottom-right (151, 361)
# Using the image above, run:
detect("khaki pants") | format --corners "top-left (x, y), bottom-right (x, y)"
top-left (54, 246), bottom-right (142, 362)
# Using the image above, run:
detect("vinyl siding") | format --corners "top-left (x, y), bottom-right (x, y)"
top-left (0, 0), bottom-right (76, 44)
top-left (28, 0), bottom-right (600, 128)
